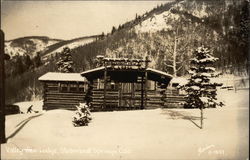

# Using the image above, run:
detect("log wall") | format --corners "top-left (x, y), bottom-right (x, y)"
top-left (90, 79), bottom-right (166, 111)
top-left (164, 88), bottom-right (186, 108)
top-left (43, 81), bottom-right (86, 110)
top-left (42, 80), bottom-right (186, 111)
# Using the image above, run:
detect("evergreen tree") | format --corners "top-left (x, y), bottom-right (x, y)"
top-left (100, 32), bottom-right (105, 40)
top-left (111, 26), bottom-right (116, 35)
top-left (34, 52), bottom-right (42, 68)
top-left (183, 46), bottom-right (224, 109)
top-left (15, 55), bottom-right (25, 75)
top-left (56, 47), bottom-right (74, 73)
top-left (24, 55), bottom-right (33, 70)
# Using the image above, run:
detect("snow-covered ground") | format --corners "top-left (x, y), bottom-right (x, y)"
top-left (1, 89), bottom-right (249, 160)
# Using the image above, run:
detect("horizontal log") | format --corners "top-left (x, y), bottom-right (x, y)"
top-left (44, 101), bottom-right (82, 106)
top-left (165, 100), bottom-right (186, 104)
top-left (46, 83), bottom-right (59, 86)
top-left (45, 93), bottom-right (86, 97)
top-left (93, 99), bottom-right (118, 103)
top-left (45, 100), bottom-right (84, 104)
top-left (44, 103), bottom-right (77, 107)
top-left (44, 106), bottom-right (76, 110)
top-left (147, 97), bottom-right (163, 100)
top-left (45, 90), bottom-right (59, 93)
top-left (92, 92), bottom-right (118, 94)
top-left (47, 87), bottom-right (59, 90)
top-left (145, 106), bottom-right (162, 109)
top-left (45, 96), bottom-right (85, 100)
top-left (166, 97), bottom-right (186, 101)
top-left (164, 103), bottom-right (184, 108)
top-left (92, 91), bottom-right (119, 94)
top-left (147, 101), bottom-right (164, 105)
top-left (92, 94), bottom-right (118, 97)
top-left (45, 99), bottom-right (84, 103)
top-left (45, 95), bottom-right (85, 98)
top-left (45, 92), bottom-right (85, 96)
top-left (92, 96), bottom-right (119, 100)
top-left (166, 95), bottom-right (186, 98)
top-left (91, 101), bottom-right (118, 105)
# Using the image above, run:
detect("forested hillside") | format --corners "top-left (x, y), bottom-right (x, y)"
top-left (5, 0), bottom-right (249, 104)
top-left (72, 0), bottom-right (249, 76)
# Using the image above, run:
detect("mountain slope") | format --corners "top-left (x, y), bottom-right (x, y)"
top-left (80, 0), bottom-right (248, 75)
top-left (5, 35), bottom-right (101, 60)
top-left (41, 35), bottom-right (101, 60)
top-left (5, 36), bottom-right (63, 58)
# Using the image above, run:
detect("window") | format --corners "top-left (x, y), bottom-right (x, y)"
top-left (97, 79), bottom-right (104, 90)
top-left (61, 83), bottom-right (68, 92)
top-left (79, 84), bottom-right (85, 92)
top-left (70, 83), bottom-right (78, 92)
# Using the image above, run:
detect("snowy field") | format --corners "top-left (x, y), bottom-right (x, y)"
top-left (1, 89), bottom-right (249, 160)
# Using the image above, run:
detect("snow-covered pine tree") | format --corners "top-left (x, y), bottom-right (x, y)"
top-left (184, 46), bottom-right (224, 109)
top-left (56, 47), bottom-right (74, 73)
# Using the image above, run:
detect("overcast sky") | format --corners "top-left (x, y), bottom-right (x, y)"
top-left (1, 1), bottom-right (168, 40)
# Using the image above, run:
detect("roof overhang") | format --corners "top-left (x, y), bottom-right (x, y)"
top-left (80, 67), bottom-right (105, 80)
top-left (38, 72), bottom-right (87, 82)
top-left (146, 68), bottom-right (173, 84)
top-left (81, 67), bottom-right (172, 84)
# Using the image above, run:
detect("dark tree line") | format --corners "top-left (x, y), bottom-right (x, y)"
top-left (5, 52), bottom-right (43, 77)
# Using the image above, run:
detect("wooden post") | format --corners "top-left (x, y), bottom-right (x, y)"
top-left (76, 82), bottom-right (79, 92)
top-left (145, 72), bottom-right (148, 109)
top-left (144, 56), bottom-right (149, 109)
top-left (118, 83), bottom-right (122, 108)
top-left (103, 64), bottom-right (107, 109)
top-left (0, 30), bottom-right (6, 143)
top-left (67, 82), bottom-right (70, 92)
top-left (201, 105), bottom-right (203, 129)
top-left (87, 80), bottom-right (94, 108)
top-left (131, 83), bottom-right (135, 108)
top-left (141, 76), bottom-right (144, 109)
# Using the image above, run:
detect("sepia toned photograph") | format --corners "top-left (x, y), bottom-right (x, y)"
top-left (0, 0), bottom-right (249, 159)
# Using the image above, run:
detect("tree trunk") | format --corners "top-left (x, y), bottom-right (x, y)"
top-left (173, 28), bottom-right (178, 77)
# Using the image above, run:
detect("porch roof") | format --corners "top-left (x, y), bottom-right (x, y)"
top-left (81, 67), bottom-right (172, 84)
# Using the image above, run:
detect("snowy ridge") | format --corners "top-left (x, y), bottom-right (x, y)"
top-left (135, 9), bottom-right (179, 33)
top-left (42, 37), bottom-right (97, 60)
top-left (5, 37), bottom-right (61, 58)
top-left (5, 41), bottom-right (26, 57)
top-left (134, 1), bottom-right (207, 33)
top-left (190, 2), bottom-right (208, 18)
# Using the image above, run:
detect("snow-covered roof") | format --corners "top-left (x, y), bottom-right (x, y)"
top-left (81, 67), bottom-right (105, 76)
top-left (171, 77), bottom-right (189, 85)
top-left (38, 72), bottom-right (87, 82)
top-left (146, 68), bottom-right (173, 79)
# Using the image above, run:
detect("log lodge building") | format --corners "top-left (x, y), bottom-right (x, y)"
top-left (39, 56), bottom-right (186, 111)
